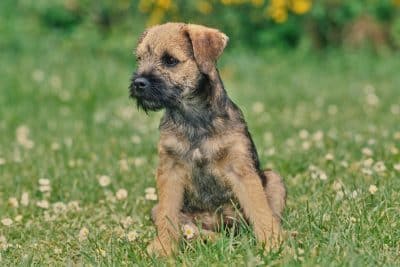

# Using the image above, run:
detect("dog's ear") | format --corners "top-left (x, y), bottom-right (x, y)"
top-left (185, 24), bottom-right (229, 75)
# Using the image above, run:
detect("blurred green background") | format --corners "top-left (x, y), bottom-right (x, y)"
top-left (2, 0), bottom-right (400, 50)
top-left (1, 0), bottom-right (400, 265)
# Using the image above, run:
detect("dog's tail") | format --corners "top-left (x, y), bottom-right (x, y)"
top-left (264, 169), bottom-right (286, 222)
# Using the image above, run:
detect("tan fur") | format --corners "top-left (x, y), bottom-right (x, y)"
top-left (133, 23), bottom-right (286, 257)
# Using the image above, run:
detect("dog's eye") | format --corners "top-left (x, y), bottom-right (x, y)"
top-left (162, 54), bottom-right (179, 67)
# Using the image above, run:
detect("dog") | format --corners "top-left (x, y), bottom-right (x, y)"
top-left (129, 22), bottom-right (286, 256)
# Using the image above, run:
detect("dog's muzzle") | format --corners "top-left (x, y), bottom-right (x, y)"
top-left (133, 77), bottom-right (150, 91)
top-left (129, 74), bottom-right (165, 111)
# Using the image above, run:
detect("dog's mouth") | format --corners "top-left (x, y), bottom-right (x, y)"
top-left (135, 98), bottom-right (164, 112)
top-left (129, 72), bottom-right (178, 112)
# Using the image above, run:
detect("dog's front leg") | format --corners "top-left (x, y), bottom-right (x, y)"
top-left (220, 163), bottom-right (282, 250)
top-left (147, 161), bottom-right (186, 257)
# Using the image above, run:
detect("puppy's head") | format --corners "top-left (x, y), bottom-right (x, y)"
top-left (129, 23), bottom-right (228, 112)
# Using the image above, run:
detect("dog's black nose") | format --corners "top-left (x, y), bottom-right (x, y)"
top-left (134, 77), bottom-right (150, 90)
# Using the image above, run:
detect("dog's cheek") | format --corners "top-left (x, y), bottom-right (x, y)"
top-left (179, 61), bottom-right (202, 89)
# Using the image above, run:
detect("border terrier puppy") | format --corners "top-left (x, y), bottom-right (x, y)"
top-left (129, 22), bottom-right (286, 256)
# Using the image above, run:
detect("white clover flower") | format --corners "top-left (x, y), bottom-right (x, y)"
top-left (32, 69), bottom-right (44, 82)
top-left (361, 168), bottom-right (373, 176)
top-left (322, 214), bottom-right (331, 222)
top-left (312, 130), bottom-right (324, 141)
top-left (0, 235), bottom-right (8, 249)
top-left (368, 185), bottom-right (378, 195)
top-left (51, 142), bottom-right (61, 151)
top-left (325, 153), bottom-right (334, 161)
top-left (8, 197), bottom-right (19, 208)
top-left (67, 201), bottom-right (81, 211)
top-left (145, 193), bottom-right (158, 201)
top-left (366, 92), bottom-right (379, 106)
top-left (39, 185), bottom-right (52, 193)
top-left (21, 192), bottom-right (29, 206)
top-left (340, 161), bottom-right (349, 168)
top-left (127, 230), bottom-right (138, 242)
top-left (14, 215), bottom-right (23, 222)
top-left (332, 180), bottom-right (343, 191)
top-left (134, 157), bottom-right (146, 166)
top-left (390, 146), bottom-right (399, 155)
top-left (79, 227), bottom-right (89, 242)
top-left (182, 224), bottom-right (195, 239)
top-left (1, 218), bottom-right (13, 226)
top-left (145, 187), bottom-right (156, 194)
top-left (362, 158), bottom-right (374, 167)
top-left (319, 171), bottom-right (328, 181)
top-left (302, 141), bottom-right (311, 150)
top-left (114, 227), bottom-right (125, 239)
top-left (38, 178), bottom-right (50, 186)
top-left (116, 189), bottom-right (128, 200)
top-left (373, 161), bottom-right (386, 173)
top-left (299, 129), bottom-right (309, 139)
top-left (52, 202), bottom-right (67, 214)
top-left (394, 163), bottom-right (400, 171)
top-left (36, 200), bottom-right (49, 209)
top-left (130, 135), bottom-right (141, 144)
top-left (121, 216), bottom-right (133, 229)
top-left (252, 102), bottom-right (264, 114)
top-left (119, 159), bottom-right (129, 172)
top-left (362, 147), bottom-right (373, 157)
top-left (98, 175), bottom-right (111, 187)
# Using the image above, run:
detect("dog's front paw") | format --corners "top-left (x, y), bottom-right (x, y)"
top-left (147, 238), bottom-right (175, 257)
top-left (263, 231), bottom-right (283, 251)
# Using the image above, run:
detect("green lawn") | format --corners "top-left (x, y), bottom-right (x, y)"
top-left (1, 4), bottom-right (400, 266)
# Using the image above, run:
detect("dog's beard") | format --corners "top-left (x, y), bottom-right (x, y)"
top-left (129, 73), bottom-right (182, 112)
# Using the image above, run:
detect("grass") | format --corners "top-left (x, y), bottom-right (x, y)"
top-left (1, 3), bottom-right (400, 266)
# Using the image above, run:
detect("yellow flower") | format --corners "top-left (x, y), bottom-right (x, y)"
top-left (197, 1), bottom-right (213, 14)
top-left (270, 0), bottom-right (287, 9)
top-left (272, 8), bottom-right (288, 23)
top-left (393, 0), bottom-right (400, 7)
top-left (147, 7), bottom-right (165, 26)
top-left (251, 0), bottom-right (264, 7)
top-left (290, 0), bottom-right (312, 15)
top-left (157, 0), bottom-right (171, 10)
top-left (138, 0), bottom-right (153, 13)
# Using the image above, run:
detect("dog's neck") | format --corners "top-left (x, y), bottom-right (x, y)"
top-left (160, 72), bottom-right (230, 141)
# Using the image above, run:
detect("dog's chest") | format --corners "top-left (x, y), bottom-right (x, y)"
top-left (183, 163), bottom-right (233, 212)
top-left (162, 136), bottom-right (234, 211)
